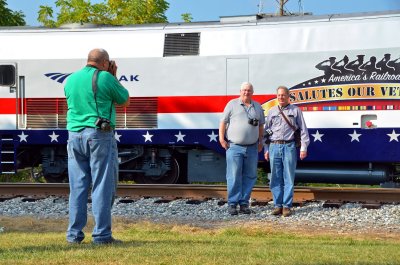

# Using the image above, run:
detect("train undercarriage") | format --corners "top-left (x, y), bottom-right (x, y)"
top-left (13, 145), bottom-right (185, 184)
top-left (8, 145), bottom-right (400, 187)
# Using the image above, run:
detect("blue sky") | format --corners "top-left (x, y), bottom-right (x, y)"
top-left (6, 0), bottom-right (400, 26)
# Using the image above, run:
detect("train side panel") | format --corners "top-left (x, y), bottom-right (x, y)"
top-left (0, 11), bottom-right (399, 184)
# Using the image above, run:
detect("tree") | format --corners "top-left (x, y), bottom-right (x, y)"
top-left (38, 0), bottom-right (169, 27)
top-left (181, 13), bottom-right (192, 23)
top-left (0, 0), bottom-right (25, 26)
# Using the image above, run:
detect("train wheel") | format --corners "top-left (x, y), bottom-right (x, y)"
top-left (133, 157), bottom-right (180, 184)
top-left (44, 172), bottom-right (68, 183)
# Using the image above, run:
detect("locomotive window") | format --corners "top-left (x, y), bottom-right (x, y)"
top-left (0, 65), bottom-right (16, 86)
top-left (163, 32), bottom-right (200, 57)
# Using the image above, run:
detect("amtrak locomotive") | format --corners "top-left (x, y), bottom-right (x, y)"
top-left (0, 10), bottom-right (400, 185)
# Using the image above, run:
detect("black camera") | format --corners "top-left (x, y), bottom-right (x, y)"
top-left (248, 118), bottom-right (259, 126)
top-left (95, 117), bottom-right (111, 131)
top-left (265, 129), bottom-right (273, 144)
top-left (108, 60), bottom-right (115, 74)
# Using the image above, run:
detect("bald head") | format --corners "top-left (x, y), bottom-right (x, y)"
top-left (87, 48), bottom-right (111, 71)
top-left (88, 48), bottom-right (109, 64)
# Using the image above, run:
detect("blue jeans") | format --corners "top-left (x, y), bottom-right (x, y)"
top-left (226, 143), bottom-right (258, 206)
top-left (269, 142), bottom-right (297, 208)
top-left (66, 128), bottom-right (118, 243)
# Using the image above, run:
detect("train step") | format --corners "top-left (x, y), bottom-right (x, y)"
top-left (0, 134), bottom-right (17, 174)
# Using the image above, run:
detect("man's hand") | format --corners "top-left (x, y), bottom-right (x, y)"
top-left (219, 139), bottom-right (229, 150)
top-left (108, 60), bottom-right (117, 76)
top-left (300, 151), bottom-right (307, 160)
top-left (264, 152), bottom-right (269, 161)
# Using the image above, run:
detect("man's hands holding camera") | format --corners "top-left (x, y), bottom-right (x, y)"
top-left (108, 60), bottom-right (117, 76)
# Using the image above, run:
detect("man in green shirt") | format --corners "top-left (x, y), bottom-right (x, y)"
top-left (65, 48), bottom-right (129, 244)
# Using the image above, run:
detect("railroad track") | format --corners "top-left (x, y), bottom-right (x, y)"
top-left (0, 183), bottom-right (399, 205)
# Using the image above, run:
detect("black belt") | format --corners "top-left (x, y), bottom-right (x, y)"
top-left (271, 140), bottom-right (294, 144)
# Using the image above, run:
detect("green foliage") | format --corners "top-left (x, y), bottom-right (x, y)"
top-left (0, 0), bottom-right (25, 26)
top-left (256, 167), bottom-right (269, 185)
top-left (38, 5), bottom-right (56, 27)
top-left (181, 13), bottom-right (192, 22)
top-left (0, 167), bottom-right (45, 183)
top-left (38, 0), bottom-right (169, 27)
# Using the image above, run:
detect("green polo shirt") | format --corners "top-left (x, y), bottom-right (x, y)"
top-left (64, 66), bottom-right (129, 132)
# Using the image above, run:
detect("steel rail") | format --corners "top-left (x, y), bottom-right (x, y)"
top-left (0, 183), bottom-right (399, 204)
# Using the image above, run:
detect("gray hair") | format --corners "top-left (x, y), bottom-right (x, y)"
top-left (240, 82), bottom-right (253, 91)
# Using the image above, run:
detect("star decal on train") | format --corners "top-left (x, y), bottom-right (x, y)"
top-left (311, 130), bottom-right (324, 142)
top-left (348, 130), bottom-right (362, 142)
top-left (208, 131), bottom-right (218, 142)
top-left (13, 129), bottom-right (400, 147)
top-left (387, 130), bottom-right (400, 142)
top-left (114, 131), bottom-right (122, 142)
top-left (18, 131), bottom-right (29, 142)
top-left (49, 131), bottom-right (60, 142)
top-left (143, 131), bottom-right (153, 142)
top-left (175, 131), bottom-right (186, 142)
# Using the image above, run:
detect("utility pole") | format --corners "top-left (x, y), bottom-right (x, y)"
top-left (260, 0), bottom-right (305, 17)
top-left (279, 0), bottom-right (289, 16)
top-left (258, 0), bottom-right (264, 14)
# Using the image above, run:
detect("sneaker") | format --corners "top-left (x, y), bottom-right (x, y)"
top-left (239, 205), bottom-right (251, 214)
top-left (228, 205), bottom-right (238, 215)
top-left (271, 207), bottom-right (283, 216)
top-left (93, 237), bottom-right (123, 245)
top-left (282, 207), bottom-right (293, 217)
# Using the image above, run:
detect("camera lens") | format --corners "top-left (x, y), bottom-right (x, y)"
top-left (248, 119), bottom-right (258, 126)
top-left (101, 122), bottom-right (111, 131)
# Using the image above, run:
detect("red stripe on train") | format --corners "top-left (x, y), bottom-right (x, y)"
top-left (0, 98), bottom-right (17, 114)
top-left (2, 96), bottom-right (396, 114)
top-left (157, 95), bottom-right (272, 113)
top-left (0, 96), bottom-right (273, 114)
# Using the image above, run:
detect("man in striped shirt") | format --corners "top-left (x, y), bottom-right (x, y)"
top-left (264, 86), bottom-right (310, 217)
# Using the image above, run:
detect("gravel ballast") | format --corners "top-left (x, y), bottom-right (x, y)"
top-left (1, 196), bottom-right (399, 234)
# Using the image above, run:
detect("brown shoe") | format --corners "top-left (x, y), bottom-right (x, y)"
top-left (271, 207), bottom-right (283, 216)
top-left (282, 207), bottom-right (292, 217)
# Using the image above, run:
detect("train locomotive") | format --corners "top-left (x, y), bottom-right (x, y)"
top-left (0, 10), bottom-right (400, 185)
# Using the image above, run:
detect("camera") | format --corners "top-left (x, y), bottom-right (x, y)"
top-left (248, 118), bottom-right (259, 126)
top-left (108, 60), bottom-right (115, 72)
top-left (95, 117), bottom-right (111, 132)
top-left (107, 60), bottom-right (116, 76)
top-left (265, 129), bottom-right (273, 144)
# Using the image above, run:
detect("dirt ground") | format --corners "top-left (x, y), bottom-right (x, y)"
top-left (1, 216), bottom-right (399, 242)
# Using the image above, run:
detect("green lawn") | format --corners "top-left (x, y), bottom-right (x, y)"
top-left (0, 218), bottom-right (399, 265)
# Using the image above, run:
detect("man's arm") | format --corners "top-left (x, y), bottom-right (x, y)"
top-left (109, 61), bottom-right (130, 107)
top-left (296, 108), bottom-right (309, 160)
top-left (258, 124), bottom-right (264, 152)
top-left (117, 98), bottom-right (130, 107)
top-left (219, 121), bottom-right (229, 150)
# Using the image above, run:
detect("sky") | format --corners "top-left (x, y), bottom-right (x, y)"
top-left (6, 0), bottom-right (400, 26)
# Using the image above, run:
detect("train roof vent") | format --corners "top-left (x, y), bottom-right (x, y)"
top-left (163, 32), bottom-right (200, 57)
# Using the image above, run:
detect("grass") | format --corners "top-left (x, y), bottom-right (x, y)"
top-left (0, 167), bottom-right (46, 183)
top-left (0, 217), bottom-right (399, 265)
